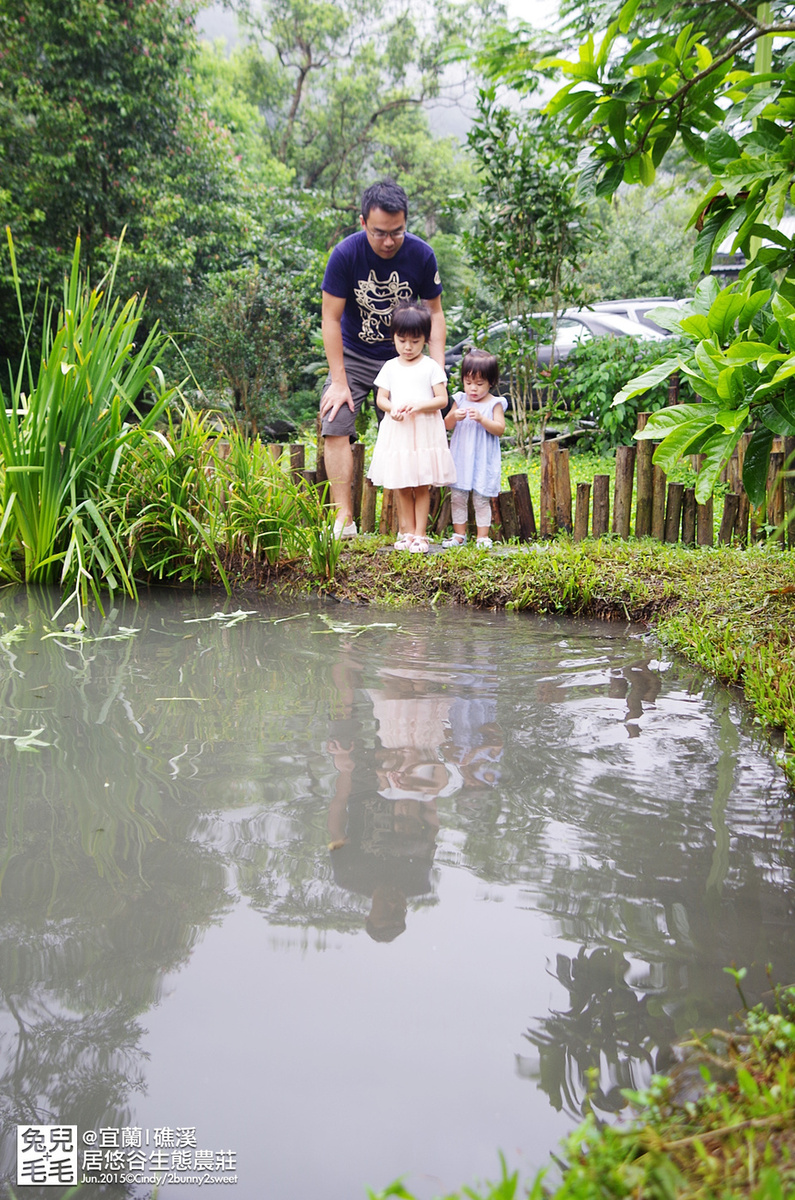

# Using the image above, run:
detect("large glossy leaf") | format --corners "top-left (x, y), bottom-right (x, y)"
top-left (759, 395), bottom-right (795, 435)
top-left (614, 355), bottom-right (682, 406)
top-left (634, 402), bottom-right (717, 437)
top-left (652, 417), bottom-right (721, 472)
top-left (742, 426), bottom-right (775, 507)
top-left (694, 426), bottom-right (746, 504)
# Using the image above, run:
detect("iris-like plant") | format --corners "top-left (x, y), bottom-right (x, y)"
top-left (0, 231), bottom-right (173, 621)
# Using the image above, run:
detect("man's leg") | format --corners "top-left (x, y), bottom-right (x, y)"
top-left (320, 348), bottom-right (386, 530)
top-left (324, 435), bottom-right (355, 527)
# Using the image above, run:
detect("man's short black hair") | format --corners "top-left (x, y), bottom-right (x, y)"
top-left (391, 301), bottom-right (431, 342)
top-left (361, 179), bottom-right (409, 221)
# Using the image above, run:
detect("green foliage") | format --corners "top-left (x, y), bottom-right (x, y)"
top-left (561, 334), bottom-right (693, 450)
top-left (578, 185), bottom-right (697, 301)
top-left (235, 0), bottom-right (486, 220)
top-left (110, 407), bottom-right (230, 590)
top-left (190, 264), bottom-right (316, 435)
top-left (0, 232), bottom-right (173, 621)
top-left (491, 0), bottom-right (795, 502)
top-left (621, 277), bottom-right (795, 504)
top-left (464, 89), bottom-right (587, 453)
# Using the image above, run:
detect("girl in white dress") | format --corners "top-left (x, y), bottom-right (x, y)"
top-left (367, 302), bottom-right (456, 553)
top-left (442, 349), bottom-right (506, 549)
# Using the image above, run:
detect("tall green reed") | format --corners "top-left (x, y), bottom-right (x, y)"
top-left (0, 231), bottom-right (174, 622)
top-left (110, 406), bottom-right (230, 590)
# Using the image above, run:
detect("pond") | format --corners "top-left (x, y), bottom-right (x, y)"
top-left (1, 589), bottom-right (793, 1200)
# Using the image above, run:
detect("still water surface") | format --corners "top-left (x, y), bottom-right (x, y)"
top-left (0, 589), bottom-right (793, 1200)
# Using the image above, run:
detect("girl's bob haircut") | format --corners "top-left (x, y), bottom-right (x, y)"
top-left (461, 348), bottom-right (500, 389)
top-left (391, 301), bottom-right (432, 342)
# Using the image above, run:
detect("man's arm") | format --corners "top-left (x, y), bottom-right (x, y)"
top-left (425, 294), bottom-right (446, 369)
top-left (320, 291), bottom-right (354, 420)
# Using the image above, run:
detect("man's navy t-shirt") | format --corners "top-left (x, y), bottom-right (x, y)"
top-left (322, 231), bottom-right (443, 360)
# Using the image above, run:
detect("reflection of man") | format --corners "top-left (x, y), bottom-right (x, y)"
top-left (319, 179), bottom-right (447, 537)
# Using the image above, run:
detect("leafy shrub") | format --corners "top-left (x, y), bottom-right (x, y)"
top-left (560, 335), bottom-right (694, 452)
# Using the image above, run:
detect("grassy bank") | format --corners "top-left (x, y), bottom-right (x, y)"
top-left (252, 536), bottom-right (795, 790)
top-left (368, 983), bottom-right (795, 1200)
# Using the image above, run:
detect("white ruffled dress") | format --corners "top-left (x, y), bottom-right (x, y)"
top-left (367, 355), bottom-right (457, 489)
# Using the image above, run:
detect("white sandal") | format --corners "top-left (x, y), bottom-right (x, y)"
top-left (441, 533), bottom-right (467, 548)
top-left (394, 533), bottom-right (413, 550)
top-left (409, 536), bottom-right (431, 553)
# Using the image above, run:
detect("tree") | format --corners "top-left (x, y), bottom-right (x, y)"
top-left (463, 90), bottom-right (587, 452)
top-left (484, 0), bottom-right (795, 511)
top-left (231, 0), bottom-right (497, 226)
top-left (0, 0), bottom-right (286, 365)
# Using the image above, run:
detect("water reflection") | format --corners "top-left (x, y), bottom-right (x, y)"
top-left (0, 590), bottom-right (791, 1199)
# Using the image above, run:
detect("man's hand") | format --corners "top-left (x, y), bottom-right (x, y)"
top-left (320, 379), bottom-right (355, 421)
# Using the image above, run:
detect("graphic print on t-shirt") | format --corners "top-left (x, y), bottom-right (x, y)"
top-left (354, 271), bottom-right (415, 344)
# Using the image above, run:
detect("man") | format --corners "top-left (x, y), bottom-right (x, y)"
top-left (319, 179), bottom-right (447, 536)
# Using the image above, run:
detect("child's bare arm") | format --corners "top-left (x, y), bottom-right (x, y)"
top-left (376, 386), bottom-right (391, 413)
top-left (467, 402), bottom-right (506, 436)
top-left (444, 402), bottom-right (467, 430)
top-left (414, 382), bottom-right (448, 414)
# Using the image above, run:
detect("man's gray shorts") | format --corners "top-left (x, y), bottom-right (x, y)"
top-left (320, 346), bottom-right (390, 440)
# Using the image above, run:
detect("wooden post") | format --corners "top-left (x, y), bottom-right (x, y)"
top-left (635, 413), bottom-right (653, 538)
top-left (651, 464), bottom-right (667, 541)
top-left (612, 445), bottom-right (635, 539)
top-left (488, 496), bottom-right (503, 541)
top-left (784, 435), bottom-right (795, 549)
top-left (574, 482), bottom-right (591, 542)
top-left (681, 487), bottom-right (696, 546)
top-left (737, 491), bottom-right (751, 546)
top-left (289, 443), bottom-right (305, 484)
top-left (268, 442), bottom-right (284, 465)
top-left (667, 370), bottom-right (680, 405)
top-left (696, 496), bottom-right (714, 546)
top-left (434, 491), bottom-right (452, 535)
top-left (554, 447), bottom-right (573, 534)
top-left (664, 482), bottom-right (684, 543)
top-left (539, 440), bottom-right (557, 537)
top-left (718, 493), bottom-right (740, 544)
top-left (379, 489), bottom-right (397, 535)
top-left (315, 416), bottom-right (327, 488)
top-left (767, 449), bottom-right (785, 540)
top-left (361, 479), bottom-right (378, 533)
top-left (508, 474), bottom-right (537, 541)
top-left (351, 442), bottom-right (365, 526)
top-left (592, 474), bottom-right (610, 538)
top-left (498, 490), bottom-right (520, 541)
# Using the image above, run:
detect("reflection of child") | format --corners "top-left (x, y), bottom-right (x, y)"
top-left (367, 302), bottom-right (456, 553)
top-left (443, 349), bottom-right (507, 550)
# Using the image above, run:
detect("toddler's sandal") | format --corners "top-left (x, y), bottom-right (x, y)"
top-left (409, 536), bottom-right (431, 554)
top-left (476, 536), bottom-right (493, 549)
top-left (441, 533), bottom-right (467, 548)
top-left (394, 533), bottom-right (413, 550)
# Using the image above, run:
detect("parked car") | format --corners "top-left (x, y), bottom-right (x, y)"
top-left (445, 307), bottom-right (667, 395)
top-left (589, 297), bottom-right (677, 335)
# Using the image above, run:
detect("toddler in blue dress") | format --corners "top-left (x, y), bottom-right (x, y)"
top-left (442, 349), bottom-right (507, 549)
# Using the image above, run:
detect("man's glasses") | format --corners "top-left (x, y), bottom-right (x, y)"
top-left (366, 225), bottom-right (407, 241)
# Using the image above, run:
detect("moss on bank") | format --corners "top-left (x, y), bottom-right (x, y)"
top-left (236, 536), bottom-right (795, 788)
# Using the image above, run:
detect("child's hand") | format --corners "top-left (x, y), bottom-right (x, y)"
top-left (391, 403), bottom-right (412, 421)
top-left (466, 407), bottom-right (484, 423)
top-left (452, 407), bottom-right (468, 422)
